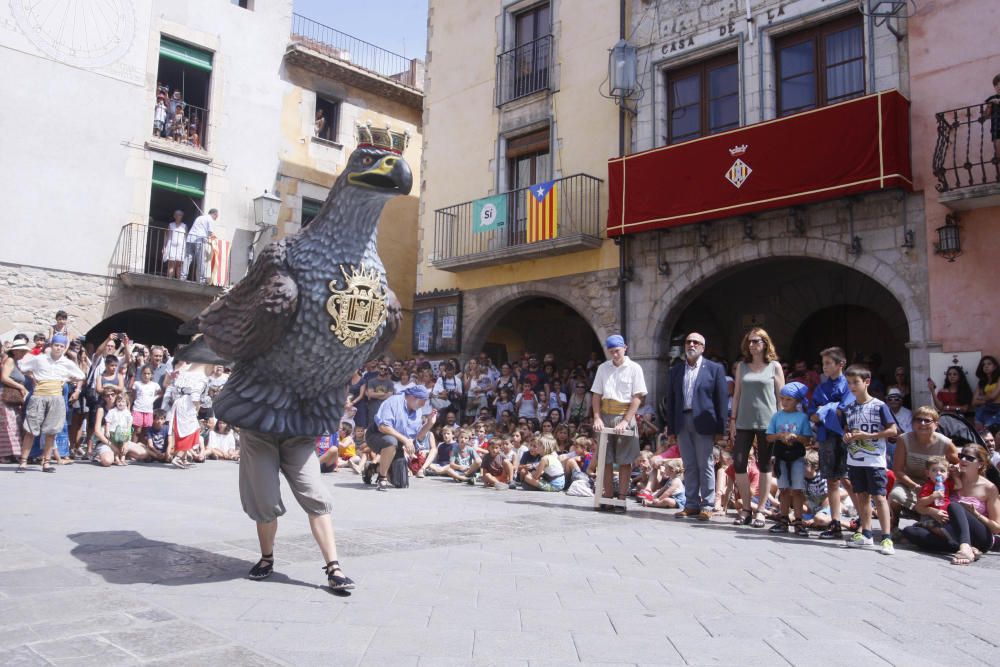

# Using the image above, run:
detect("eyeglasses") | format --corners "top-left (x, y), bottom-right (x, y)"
top-left (959, 454), bottom-right (979, 463)
top-left (914, 418), bottom-right (936, 425)
top-left (684, 340), bottom-right (704, 347)
top-left (748, 338), bottom-right (763, 345)
top-left (886, 397), bottom-right (902, 401)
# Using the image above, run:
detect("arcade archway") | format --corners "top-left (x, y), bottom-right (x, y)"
top-left (479, 297), bottom-right (602, 367)
top-left (664, 258), bottom-right (909, 383)
top-left (85, 309), bottom-right (188, 352)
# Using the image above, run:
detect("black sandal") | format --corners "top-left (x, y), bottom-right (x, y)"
top-left (15, 461), bottom-right (27, 473)
top-left (733, 512), bottom-right (752, 526)
top-left (324, 560), bottom-right (355, 591)
top-left (41, 463), bottom-right (56, 474)
top-left (248, 554), bottom-right (274, 580)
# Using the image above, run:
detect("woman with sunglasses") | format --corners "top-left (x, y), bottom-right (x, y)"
top-left (902, 443), bottom-right (1000, 565)
top-left (889, 407), bottom-right (959, 530)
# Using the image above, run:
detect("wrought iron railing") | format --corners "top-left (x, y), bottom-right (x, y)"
top-left (290, 13), bottom-right (423, 90)
top-left (433, 174), bottom-right (602, 265)
top-left (110, 223), bottom-right (232, 287)
top-left (496, 35), bottom-right (552, 106)
top-left (154, 101), bottom-right (209, 150)
top-left (933, 101), bottom-right (1000, 192)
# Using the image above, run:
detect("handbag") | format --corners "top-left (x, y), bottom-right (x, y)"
top-left (2, 386), bottom-right (24, 405)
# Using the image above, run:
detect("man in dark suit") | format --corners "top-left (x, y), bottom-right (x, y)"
top-left (665, 332), bottom-right (728, 520)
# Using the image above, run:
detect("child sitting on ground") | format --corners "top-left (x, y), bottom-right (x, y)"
top-left (204, 420), bottom-right (239, 461)
top-left (913, 455), bottom-right (957, 537)
top-left (444, 428), bottom-right (479, 482)
top-left (143, 409), bottom-right (171, 463)
top-left (480, 439), bottom-right (514, 489)
top-left (426, 425), bottom-right (455, 476)
top-left (642, 459), bottom-right (686, 510)
top-left (802, 451), bottom-right (833, 530)
top-left (522, 435), bottom-right (565, 491)
top-left (766, 382), bottom-right (813, 536)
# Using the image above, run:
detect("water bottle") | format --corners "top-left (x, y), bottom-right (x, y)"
top-left (933, 474), bottom-right (946, 508)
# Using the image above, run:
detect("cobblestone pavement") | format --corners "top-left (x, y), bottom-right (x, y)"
top-left (2, 460), bottom-right (999, 666)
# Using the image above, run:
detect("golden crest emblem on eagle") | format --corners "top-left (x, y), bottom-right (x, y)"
top-left (326, 265), bottom-right (387, 348)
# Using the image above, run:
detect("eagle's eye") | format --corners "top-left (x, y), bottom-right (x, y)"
top-left (360, 156), bottom-right (375, 167)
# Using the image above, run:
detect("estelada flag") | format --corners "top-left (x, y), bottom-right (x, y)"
top-left (526, 180), bottom-right (558, 242)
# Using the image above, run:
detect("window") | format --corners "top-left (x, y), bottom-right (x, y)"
top-left (496, 3), bottom-right (551, 104)
top-left (147, 162), bottom-right (206, 279)
top-left (665, 52), bottom-right (739, 145)
top-left (301, 197), bottom-right (323, 228)
top-left (506, 127), bottom-right (550, 245)
top-left (155, 36), bottom-right (212, 149)
top-left (314, 96), bottom-right (340, 143)
top-left (776, 15), bottom-right (864, 117)
top-left (231, 0), bottom-right (252, 8)
top-left (412, 295), bottom-right (462, 355)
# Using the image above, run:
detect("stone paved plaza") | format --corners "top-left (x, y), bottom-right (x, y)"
top-left (2, 460), bottom-right (999, 666)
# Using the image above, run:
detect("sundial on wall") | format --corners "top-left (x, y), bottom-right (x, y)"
top-left (10, 0), bottom-right (135, 68)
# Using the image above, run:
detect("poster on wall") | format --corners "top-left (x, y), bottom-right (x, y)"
top-left (413, 308), bottom-right (435, 353)
top-left (435, 304), bottom-right (459, 354)
top-left (928, 351), bottom-right (981, 396)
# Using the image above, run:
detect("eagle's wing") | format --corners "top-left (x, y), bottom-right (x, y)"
top-left (186, 240), bottom-right (298, 361)
top-left (368, 285), bottom-right (401, 361)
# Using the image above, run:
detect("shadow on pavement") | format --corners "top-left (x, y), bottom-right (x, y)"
top-left (67, 530), bottom-right (317, 590)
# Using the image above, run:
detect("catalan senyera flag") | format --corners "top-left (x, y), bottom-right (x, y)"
top-left (526, 179), bottom-right (558, 243)
top-left (209, 238), bottom-right (231, 286)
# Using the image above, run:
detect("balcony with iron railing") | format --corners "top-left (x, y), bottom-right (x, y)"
top-left (934, 101), bottom-right (1000, 210)
top-left (496, 35), bottom-right (553, 106)
top-left (432, 174), bottom-right (603, 272)
top-left (286, 14), bottom-right (424, 108)
top-left (149, 102), bottom-right (209, 159)
top-left (110, 223), bottom-right (232, 296)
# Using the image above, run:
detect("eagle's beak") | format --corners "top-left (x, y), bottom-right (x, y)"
top-left (348, 155), bottom-right (413, 195)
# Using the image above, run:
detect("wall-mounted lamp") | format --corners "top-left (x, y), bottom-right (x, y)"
top-left (934, 213), bottom-right (962, 261)
top-left (609, 39), bottom-right (638, 100)
top-left (742, 215), bottom-right (756, 241)
top-left (697, 223), bottom-right (711, 249)
top-left (790, 207), bottom-right (806, 236)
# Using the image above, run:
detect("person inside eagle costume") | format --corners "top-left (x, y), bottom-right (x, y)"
top-left (177, 124), bottom-right (419, 592)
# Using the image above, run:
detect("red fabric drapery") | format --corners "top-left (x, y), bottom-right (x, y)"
top-left (607, 90), bottom-right (912, 236)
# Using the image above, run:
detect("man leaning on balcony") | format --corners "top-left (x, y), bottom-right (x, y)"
top-left (187, 208), bottom-right (218, 284)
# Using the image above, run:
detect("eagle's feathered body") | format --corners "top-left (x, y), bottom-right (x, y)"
top-left (181, 147), bottom-right (411, 436)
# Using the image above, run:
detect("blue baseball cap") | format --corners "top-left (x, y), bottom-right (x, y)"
top-left (605, 334), bottom-right (626, 349)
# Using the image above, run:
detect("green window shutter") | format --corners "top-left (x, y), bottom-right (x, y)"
top-left (152, 163), bottom-right (206, 197)
top-left (301, 197), bottom-right (323, 226)
top-left (160, 36), bottom-right (213, 72)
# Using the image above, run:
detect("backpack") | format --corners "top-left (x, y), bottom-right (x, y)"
top-left (389, 447), bottom-right (409, 488)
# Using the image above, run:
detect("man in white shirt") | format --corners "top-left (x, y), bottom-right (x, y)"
top-left (187, 208), bottom-right (218, 283)
top-left (591, 334), bottom-right (647, 513)
top-left (17, 334), bottom-right (85, 472)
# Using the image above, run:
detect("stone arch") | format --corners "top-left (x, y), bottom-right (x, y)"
top-left (643, 234), bottom-right (925, 359)
top-left (462, 281), bottom-right (614, 361)
top-left (85, 308), bottom-right (188, 351)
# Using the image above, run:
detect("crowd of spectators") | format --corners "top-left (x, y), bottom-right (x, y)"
top-left (4, 311), bottom-right (1000, 567)
top-left (0, 310), bottom-right (233, 473)
top-left (153, 83), bottom-right (203, 149)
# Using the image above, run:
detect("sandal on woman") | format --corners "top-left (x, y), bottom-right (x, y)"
top-left (324, 560), bottom-right (355, 591)
top-left (248, 554), bottom-right (274, 580)
top-left (41, 463), bottom-right (56, 474)
top-left (733, 512), bottom-right (752, 526)
top-left (768, 519), bottom-right (790, 534)
top-left (15, 461), bottom-right (28, 473)
top-left (751, 514), bottom-right (767, 528)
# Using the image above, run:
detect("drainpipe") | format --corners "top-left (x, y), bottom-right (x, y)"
top-left (617, 0), bottom-right (630, 341)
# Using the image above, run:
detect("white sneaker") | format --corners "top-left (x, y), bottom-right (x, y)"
top-left (879, 537), bottom-right (895, 555)
top-left (845, 532), bottom-right (874, 548)
top-left (171, 457), bottom-right (189, 469)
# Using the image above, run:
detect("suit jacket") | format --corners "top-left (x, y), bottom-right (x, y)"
top-left (665, 357), bottom-right (728, 436)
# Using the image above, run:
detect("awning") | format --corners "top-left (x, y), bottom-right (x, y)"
top-left (607, 90), bottom-right (912, 236)
top-left (160, 36), bottom-right (213, 72)
top-left (152, 163), bottom-right (206, 197)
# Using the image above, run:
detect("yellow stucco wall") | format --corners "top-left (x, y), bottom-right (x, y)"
top-left (418, 0), bottom-right (626, 294)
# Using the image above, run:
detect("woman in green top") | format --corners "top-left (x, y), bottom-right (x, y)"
top-left (729, 327), bottom-right (785, 527)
